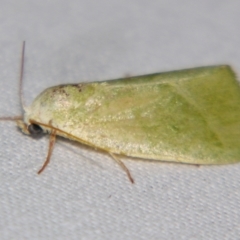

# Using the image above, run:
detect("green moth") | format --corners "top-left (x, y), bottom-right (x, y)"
top-left (1, 43), bottom-right (240, 183)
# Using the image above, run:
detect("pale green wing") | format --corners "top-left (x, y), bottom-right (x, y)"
top-left (29, 65), bottom-right (240, 164)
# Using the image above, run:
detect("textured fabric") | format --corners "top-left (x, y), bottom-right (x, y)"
top-left (1, 1), bottom-right (240, 239)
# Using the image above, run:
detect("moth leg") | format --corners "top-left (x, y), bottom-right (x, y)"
top-left (38, 130), bottom-right (57, 174)
top-left (109, 152), bottom-right (134, 184)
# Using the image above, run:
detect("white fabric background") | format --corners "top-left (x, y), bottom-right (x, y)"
top-left (1, 1), bottom-right (240, 239)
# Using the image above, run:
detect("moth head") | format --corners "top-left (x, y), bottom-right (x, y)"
top-left (16, 117), bottom-right (44, 137)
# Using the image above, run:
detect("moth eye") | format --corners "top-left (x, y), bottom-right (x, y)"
top-left (28, 124), bottom-right (43, 135)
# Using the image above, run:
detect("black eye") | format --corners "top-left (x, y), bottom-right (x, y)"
top-left (28, 124), bottom-right (43, 135)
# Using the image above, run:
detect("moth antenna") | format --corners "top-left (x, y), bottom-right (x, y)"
top-left (0, 116), bottom-right (22, 121)
top-left (19, 41), bottom-right (26, 111)
top-left (0, 42), bottom-right (26, 121)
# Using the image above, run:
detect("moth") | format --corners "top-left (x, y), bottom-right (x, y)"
top-left (1, 42), bottom-right (240, 183)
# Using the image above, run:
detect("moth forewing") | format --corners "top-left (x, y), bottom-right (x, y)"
top-left (25, 65), bottom-right (240, 166)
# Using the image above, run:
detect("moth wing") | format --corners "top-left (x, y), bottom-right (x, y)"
top-left (30, 65), bottom-right (240, 164)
